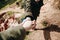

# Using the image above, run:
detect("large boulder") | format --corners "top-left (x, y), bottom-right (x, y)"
top-left (36, 0), bottom-right (60, 29)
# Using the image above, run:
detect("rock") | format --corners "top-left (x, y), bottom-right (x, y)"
top-left (43, 0), bottom-right (48, 4)
top-left (25, 30), bottom-right (60, 40)
top-left (50, 31), bottom-right (60, 40)
top-left (36, 0), bottom-right (60, 29)
top-left (25, 28), bottom-right (60, 40)
top-left (25, 30), bottom-right (45, 40)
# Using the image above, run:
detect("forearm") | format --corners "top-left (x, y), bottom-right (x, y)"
top-left (0, 25), bottom-right (26, 40)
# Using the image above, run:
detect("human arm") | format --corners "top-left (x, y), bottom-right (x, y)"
top-left (0, 20), bottom-right (36, 40)
top-left (0, 24), bottom-right (26, 40)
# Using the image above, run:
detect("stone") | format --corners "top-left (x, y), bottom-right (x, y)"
top-left (25, 30), bottom-right (45, 40)
top-left (36, 0), bottom-right (60, 29)
top-left (43, 0), bottom-right (48, 4)
top-left (25, 28), bottom-right (60, 40)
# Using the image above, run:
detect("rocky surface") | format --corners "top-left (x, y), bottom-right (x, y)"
top-left (25, 26), bottom-right (60, 40)
top-left (43, 0), bottom-right (48, 4)
top-left (36, 0), bottom-right (60, 29)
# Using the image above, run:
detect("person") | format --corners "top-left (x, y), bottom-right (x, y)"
top-left (0, 18), bottom-right (36, 40)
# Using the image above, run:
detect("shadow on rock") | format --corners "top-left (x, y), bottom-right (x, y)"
top-left (43, 24), bottom-right (60, 32)
top-left (43, 25), bottom-right (60, 40)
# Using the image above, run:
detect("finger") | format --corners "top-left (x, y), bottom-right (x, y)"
top-left (31, 20), bottom-right (36, 29)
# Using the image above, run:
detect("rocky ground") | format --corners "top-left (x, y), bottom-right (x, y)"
top-left (25, 26), bottom-right (60, 40)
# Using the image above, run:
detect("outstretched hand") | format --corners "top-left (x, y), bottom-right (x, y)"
top-left (23, 20), bottom-right (36, 31)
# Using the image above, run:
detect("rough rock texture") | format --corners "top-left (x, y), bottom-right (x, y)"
top-left (43, 0), bottom-right (48, 4)
top-left (25, 30), bottom-right (45, 40)
top-left (25, 26), bottom-right (60, 40)
top-left (36, 0), bottom-right (60, 29)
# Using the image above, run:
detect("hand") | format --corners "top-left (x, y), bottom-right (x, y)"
top-left (23, 20), bottom-right (36, 31)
